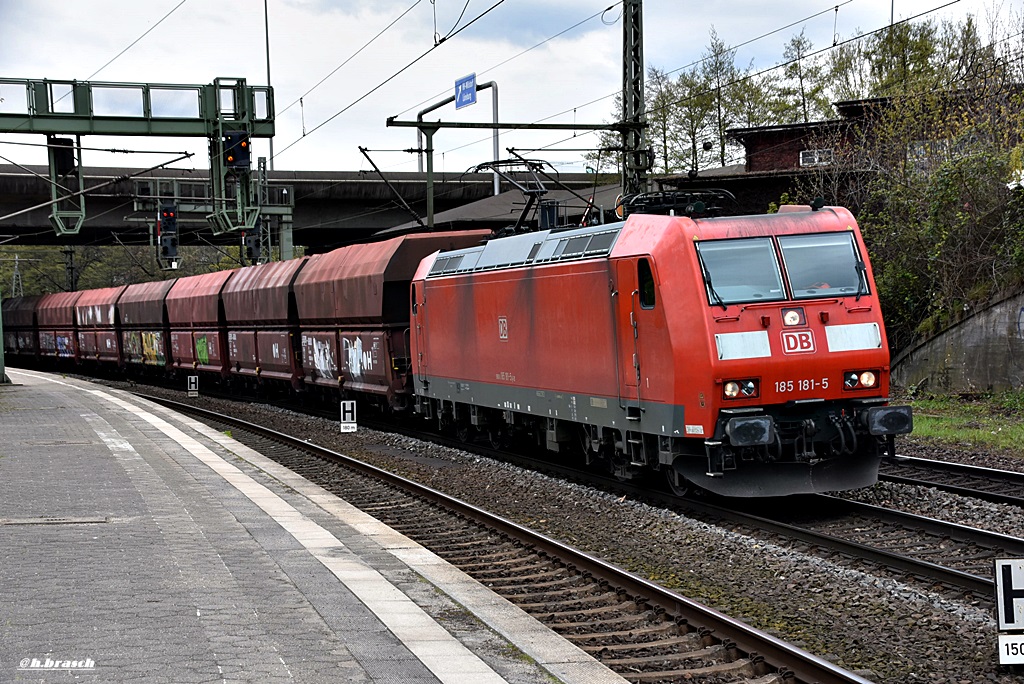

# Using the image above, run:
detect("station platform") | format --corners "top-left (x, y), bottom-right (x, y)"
top-left (0, 369), bottom-right (627, 684)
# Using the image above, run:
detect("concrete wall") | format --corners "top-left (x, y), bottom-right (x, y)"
top-left (891, 291), bottom-right (1024, 392)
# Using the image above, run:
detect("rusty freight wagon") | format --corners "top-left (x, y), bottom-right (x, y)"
top-left (165, 270), bottom-right (237, 377)
top-left (221, 259), bottom-right (308, 389)
top-left (119, 280), bottom-right (175, 370)
top-left (74, 286), bottom-right (127, 367)
top-left (292, 230), bottom-right (488, 408)
top-left (36, 291), bottom-right (83, 365)
top-left (2, 295), bottom-right (42, 363)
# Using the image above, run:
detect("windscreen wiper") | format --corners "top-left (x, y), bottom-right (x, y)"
top-left (855, 260), bottom-right (867, 301)
top-left (697, 253), bottom-right (728, 311)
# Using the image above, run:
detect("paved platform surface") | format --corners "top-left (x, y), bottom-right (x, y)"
top-left (0, 369), bottom-right (627, 684)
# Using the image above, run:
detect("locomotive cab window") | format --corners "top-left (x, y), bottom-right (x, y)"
top-left (638, 259), bottom-right (656, 309)
top-left (695, 238), bottom-right (785, 305)
top-left (779, 232), bottom-right (868, 299)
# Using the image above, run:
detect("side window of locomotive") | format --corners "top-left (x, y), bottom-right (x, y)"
top-left (779, 233), bottom-right (867, 299)
top-left (695, 238), bottom-right (785, 305)
top-left (638, 259), bottom-right (656, 309)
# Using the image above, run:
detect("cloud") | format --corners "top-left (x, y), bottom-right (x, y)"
top-left (0, 0), bottom-right (1003, 174)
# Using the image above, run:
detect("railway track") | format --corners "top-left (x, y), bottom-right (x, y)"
top-left (387, 426), bottom-right (1017, 603)
top-left (701, 495), bottom-right (1019, 600)
top-left (881, 455), bottom-right (1024, 507)
top-left (139, 393), bottom-right (872, 684)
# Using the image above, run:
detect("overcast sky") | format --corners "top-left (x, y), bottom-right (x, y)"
top-left (0, 0), bottom-right (1014, 175)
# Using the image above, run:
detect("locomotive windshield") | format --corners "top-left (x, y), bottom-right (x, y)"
top-left (779, 232), bottom-right (868, 300)
top-left (695, 238), bottom-right (786, 305)
top-left (695, 232), bottom-right (868, 306)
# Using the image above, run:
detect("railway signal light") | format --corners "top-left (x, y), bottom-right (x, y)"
top-left (159, 204), bottom-right (178, 258)
top-left (160, 233), bottom-right (178, 258)
top-left (223, 130), bottom-right (251, 169)
top-left (159, 204), bottom-right (178, 234)
top-left (243, 232), bottom-right (260, 263)
top-left (49, 136), bottom-right (76, 177)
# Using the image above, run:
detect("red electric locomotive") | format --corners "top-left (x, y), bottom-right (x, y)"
top-left (410, 205), bottom-right (912, 497)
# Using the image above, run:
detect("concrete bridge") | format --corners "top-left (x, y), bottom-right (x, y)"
top-left (0, 164), bottom-right (601, 251)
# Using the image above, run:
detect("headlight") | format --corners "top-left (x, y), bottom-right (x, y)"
top-left (844, 370), bottom-right (880, 390)
top-left (782, 308), bottom-right (805, 326)
top-left (723, 379), bottom-right (758, 399)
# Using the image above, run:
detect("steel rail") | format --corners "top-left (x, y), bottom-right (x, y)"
top-left (136, 392), bottom-right (872, 684)
top-left (881, 455), bottom-right (1024, 507)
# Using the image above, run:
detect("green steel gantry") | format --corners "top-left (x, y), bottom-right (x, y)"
top-left (0, 76), bottom-right (280, 240)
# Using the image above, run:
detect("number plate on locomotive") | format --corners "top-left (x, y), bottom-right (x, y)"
top-left (774, 378), bottom-right (829, 393)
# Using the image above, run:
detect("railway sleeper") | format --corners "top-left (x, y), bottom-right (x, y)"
top-left (470, 561), bottom-right (556, 578)
top-left (443, 546), bottom-right (520, 563)
top-left (441, 537), bottom-right (509, 550)
top-left (503, 584), bottom-right (605, 602)
top-left (481, 568), bottom-right (568, 585)
top-left (457, 554), bottom-right (548, 571)
top-left (535, 600), bottom-right (640, 621)
top-left (605, 644), bottom-right (742, 668)
top-left (513, 590), bottom-right (622, 611)
top-left (623, 661), bottom-right (758, 684)
top-left (563, 621), bottom-right (682, 642)
top-left (547, 610), bottom-right (663, 631)
top-left (491, 575), bottom-right (583, 592)
top-left (581, 633), bottom-right (711, 654)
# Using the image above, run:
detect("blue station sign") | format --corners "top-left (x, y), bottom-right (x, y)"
top-left (455, 73), bottom-right (477, 110)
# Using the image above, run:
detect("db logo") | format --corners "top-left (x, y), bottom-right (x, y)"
top-left (782, 330), bottom-right (815, 354)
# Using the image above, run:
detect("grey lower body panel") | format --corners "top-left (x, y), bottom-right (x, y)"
top-left (418, 375), bottom-right (685, 437)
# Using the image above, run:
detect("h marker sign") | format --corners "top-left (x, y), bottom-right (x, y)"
top-left (996, 558), bottom-right (1024, 663)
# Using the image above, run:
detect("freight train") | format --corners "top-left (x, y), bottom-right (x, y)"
top-left (2, 204), bottom-right (912, 497)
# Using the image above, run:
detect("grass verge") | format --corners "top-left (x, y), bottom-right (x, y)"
top-left (902, 389), bottom-right (1024, 453)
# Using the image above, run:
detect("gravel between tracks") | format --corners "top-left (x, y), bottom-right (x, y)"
top-left (133, 385), bottom-right (1022, 684)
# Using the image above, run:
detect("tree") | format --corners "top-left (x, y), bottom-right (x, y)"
top-left (826, 33), bottom-right (872, 102)
top-left (646, 66), bottom-right (684, 174)
top-left (672, 66), bottom-right (717, 173)
top-left (867, 21), bottom-right (940, 96)
top-left (851, 88), bottom-right (1024, 349)
top-left (731, 66), bottom-right (786, 129)
top-left (700, 28), bottom-right (742, 167)
top-left (780, 29), bottom-right (832, 123)
top-left (583, 93), bottom-right (624, 175)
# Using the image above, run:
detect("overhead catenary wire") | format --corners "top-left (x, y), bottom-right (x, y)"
top-left (428, 0), bottom-right (860, 163)
top-left (393, 3), bottom-right (624, 121)
top-left (271, 0), bottom-right (507, 162)
top-left (84, 0), bottom-right (189, 80)
top-left (278, 0), bottom-right (425, 117)
top-left (525, 0), bottom-right (971, 161)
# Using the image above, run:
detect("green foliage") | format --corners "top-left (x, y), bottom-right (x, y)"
top-left (602, 11), bottom-right (1023, 358)
top-left (0, 244), bottom-right (248, 297)
top-left (906, 391), bottom-right (1024, 454)
top-left (852, 82), bottom-right (1024, 350)
top-left (780, 29), bottom-right (832, 123)
top-left (766, 192), bottom-right (792, 214)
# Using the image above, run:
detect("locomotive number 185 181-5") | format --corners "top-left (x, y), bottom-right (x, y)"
top-left (775, 378), bottom-right (829, 393)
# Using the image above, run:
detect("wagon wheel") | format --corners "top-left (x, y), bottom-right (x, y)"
top-left (665, 467), bottom-right (691, 497)
top-left (455, 422), bottom-right (476, 444)
top-left (487, 427), bottom-right (508, 450)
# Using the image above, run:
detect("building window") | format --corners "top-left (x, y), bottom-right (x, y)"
top-left (799, 149), bottom-right (834, 167)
